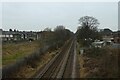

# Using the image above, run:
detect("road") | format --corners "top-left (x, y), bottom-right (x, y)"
top-left (33, 38), bottom-right (80, 79)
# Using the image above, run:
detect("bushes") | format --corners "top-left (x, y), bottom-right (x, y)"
top-left (2, 44), bottom-right (51, 78)
top-left (2, 36), bottom-right (68, 78)
top-left (2, 26), bottom-right (73, 78)
top-left (80, 47), bottom-right (119, 78)
top-left (85, 47), bottom-right (107, 57)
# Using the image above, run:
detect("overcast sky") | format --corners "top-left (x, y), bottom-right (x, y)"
top-left (1, 2), bottom-right (118, 32)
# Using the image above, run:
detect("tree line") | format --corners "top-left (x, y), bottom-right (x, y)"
top-left (41, 25), bottom-right (74, 50)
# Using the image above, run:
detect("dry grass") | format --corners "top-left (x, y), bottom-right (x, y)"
top-left (78, 47), bottom-right (119, 78)
top-left (2, 41), bottom-right (40, 66)
top-left (11, 50), bottom-right (58, 78)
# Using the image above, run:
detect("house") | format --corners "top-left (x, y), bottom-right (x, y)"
top-left (22, 31), bottom-right (38, 41)
top-left (1, 29), bottom-right (41, 42)
top-left (92, 41), bottom-right (105, 48)
top-left (100, 28), bottom-right (113, 36)
top-left (2, 30), bottom-right (22, 41)
top-left (113, 31), bottom-right (120, 43)
top-left (0, 29), bottom-right (2, 42)
top-left (102, 36), bottom-right (114, 43)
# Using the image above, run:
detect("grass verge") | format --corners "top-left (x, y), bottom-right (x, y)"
top-left (2, 41), bottom-right (40, 66)
top-left (10, 49), bottom-right (59, 78)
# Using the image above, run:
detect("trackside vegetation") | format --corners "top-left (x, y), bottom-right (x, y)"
top-left (2, 25), bottom-right (73, 78)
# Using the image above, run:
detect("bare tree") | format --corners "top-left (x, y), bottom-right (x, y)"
top-left (54, 25), bottom-right (65, 31)
top-left (54, 25), bottom-right (65, 42)
top-left (53, 25), bottom-right (73, 47)
top-left (78, 16), bottom-right (99, 30)
top-left (77, 16), bottom-right (100, 46)
top-left (9, 29), bottom-right (12, 31)
top-left (44, 27), bottom-right (51, 32)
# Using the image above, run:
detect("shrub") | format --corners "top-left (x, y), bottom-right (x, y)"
top-left (85, 47), bottom-right (107, 57)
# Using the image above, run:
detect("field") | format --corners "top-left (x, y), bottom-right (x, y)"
top-left (2, 41), bottom-right (40, 66)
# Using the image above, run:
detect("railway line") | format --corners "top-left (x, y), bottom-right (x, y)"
top-left (34, 38), bottom-right (80, 79)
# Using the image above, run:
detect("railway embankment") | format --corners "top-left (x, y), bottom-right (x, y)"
top-left (77, 44), bottom-right (119, 78)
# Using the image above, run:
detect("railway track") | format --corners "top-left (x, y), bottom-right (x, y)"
top-left (34, 38), bottom-right (80, 79)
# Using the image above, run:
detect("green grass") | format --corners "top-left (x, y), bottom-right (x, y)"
top-left (3, 51), bottom-right (27, 65)
top-left (2, 41), bottom-right (40, 66)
